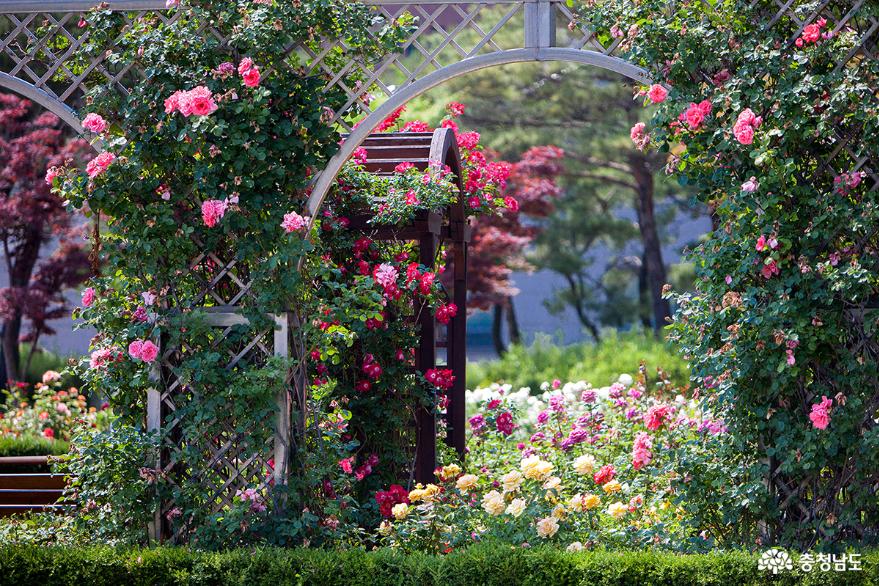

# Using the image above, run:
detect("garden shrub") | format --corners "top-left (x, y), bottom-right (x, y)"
top-left (0, 435), bottom-right (69, 458)
top-left (467, 331), bottom-right (689, 390)
top-left (580, 0), bottom-right (879, 548)
top-left (0, 544), bottom-right (875, 586)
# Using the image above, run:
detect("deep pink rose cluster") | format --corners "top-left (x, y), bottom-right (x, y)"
top-left (679, 100), bottom-right (712, 130)
top-left (164, 86), bottom-right (218, 117)
top-left (238, 57), bottom-right (261, 88)
top-left (86, 152), bottom-right (116, 178)
top-left (128, 339), bottom-right (159, 363)
top-left (733, 108), bottom-right (762, 145)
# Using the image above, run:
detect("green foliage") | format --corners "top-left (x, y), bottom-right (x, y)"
top-left (467, 331), bottom-right (689, 390)
top-left (54, 423), bottom-right (159, 546)
top-left (579, 0), bottom-right (879, 548)
top-left (0, 544), bottom-right (876, 586)
top-left (0, 435), bottom-right (69, 458)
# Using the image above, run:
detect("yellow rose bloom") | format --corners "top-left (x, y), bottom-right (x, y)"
top-left (482, 490), bottom-right (506, 516)
top-left (551, 504), bottom-right (566, 520)
top-left (573, 454), bottom-right (596, 475)
top-left (501, 470), bottom-right (523, 493)
top-left (409, 483), bottom-right (440, 503)
top-left (536, 516), bottom-right (559, 539)
top-left (607, 501), bottom-right (627, 519)
top-left (439, 464), bottom-right (462, 481)
top-left (378, 520), bottom-right (393, 536)
top-left (542, 476), bottom-right (562, 491)
top-left (522, 456), bottom-right (555, 481)
top-left (391, 503), bottom-right (409, 520)
top-left (566, 541), bottom-right (584, 552)
top-left (568, 493), bottom-right (585, 512)
top-left (456, 474), bottom-right (478, 492)
top-left (505, 497), bottom-right (527, 517)
top-left (602, 480), bottom-right (622, 494)
top-left (582, 493), bottom-right (601, 510)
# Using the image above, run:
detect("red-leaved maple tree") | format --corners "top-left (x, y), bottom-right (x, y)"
top-left (0, 93), bottom-right (92, 384)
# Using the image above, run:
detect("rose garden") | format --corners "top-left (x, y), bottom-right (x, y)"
top-left (0, 0), bottom-right (877, 584)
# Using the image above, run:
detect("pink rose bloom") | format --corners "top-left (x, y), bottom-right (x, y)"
top-left (741, 177), bottom-right (759, 192)
top-left (185, 86), bottom-right (218, 117)
top-left (809, 396), bottom-right (832, 430)
top-left (238, 58), bottom-right (254, 76)
top-left (504, 196), bottom-right (519, 212)
top-left (495, 411), bottom-right (515, 436)
top-left (45, 166), bottom-right (60, 185)
top-left (165, 0), bottom-right (179, 7)
top-left (402, 120), bottom-right (431, 132)
top-left (201, 199), bottom-right (227, 227)
top-left (404, 190), bottom-right (418, 206)
top-left (630, 122), bottom-right (649, 150)
top-left (644, 404), bottom-right (673, 431)
top-left (394, 162), bottom-right (415, 174)
top-left (128, 340), bottom-right (144, 359)
top-left (684, 105), bottom-right (705, 129)
top-left (761, 259), bottom-right (779, 279)
top-left (632, 432), bottom-right (653, 470)
top-left (85, 152), bottom-right (116, 178)
top-left (82, 113), bottom-right (108, 133)
top-left (373, 263), bottom-right (398, 288)
top-left (339, 457), bottom-right (354, 474)
top-left (647, 84), bottom-right (668, 103)
top-left (242, 67), bottom-right (261, 88)
top-left (352, 147), bottom-right (368, 165)
top-left (132, 306), bottom-right (149, 322)
top-left (447, 102), bottom-right (466, 117)
top-left (164, 90), bottom-right (184, 114)
top-left (736, 108), bottom-right (757, 126)
top-left (81, 287), bottom-right (96, 307)
top-left (139, 340), bottom-right (159, 363)
top-left (734, 121), bottom-right (754, 145)
top-left (142, 291), bottom-right (157, 306)
top-left (756, 235), bottom-right (767, 251)
top-left (281, 211), bottom-right (307, 233)
top-left (456, 131), bottom-right (480, 150)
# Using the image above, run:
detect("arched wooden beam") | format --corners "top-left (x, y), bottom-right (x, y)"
top-left (0, 72), bottom-right (87, 138)
top-left (305, 47), bottom-right (652, 222)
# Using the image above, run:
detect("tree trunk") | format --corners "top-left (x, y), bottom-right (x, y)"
top-left (628, 152), bottom-right (671, 335)
top-left (0, 325), bottom-right (7, 387)
top-left (562, 274), bottom-right (601, 342)
top-left (2, 315), bottom-right (21, 384)
top-left (505, 297), bottom-right (522, 346)
top-left (491, 303), bottom-right (507, 357)
top-left (637, 257), bottom-right (652, 330)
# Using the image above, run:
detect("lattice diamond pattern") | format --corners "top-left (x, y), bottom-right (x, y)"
top-left (156, 321), bottom-right (277, 541)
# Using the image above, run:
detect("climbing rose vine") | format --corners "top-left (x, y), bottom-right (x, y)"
top-left (580, 0), bottom-right (879, 549)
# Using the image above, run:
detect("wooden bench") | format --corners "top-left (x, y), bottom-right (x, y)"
top-left (0, 456), bottom-right (68, 516)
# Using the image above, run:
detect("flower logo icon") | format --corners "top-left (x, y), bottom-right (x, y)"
top-left (758, 548), bottom-right (793, 574)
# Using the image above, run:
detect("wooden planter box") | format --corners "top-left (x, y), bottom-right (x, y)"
top-left (0, 456), bottom-right (67, 516)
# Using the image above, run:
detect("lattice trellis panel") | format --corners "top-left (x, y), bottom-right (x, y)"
top-left (146, 312), bottom-right (290, 541)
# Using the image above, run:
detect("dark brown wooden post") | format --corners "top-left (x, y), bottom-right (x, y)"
top-left (446, 229), bottom-right (469, 459)
top-left (415, 230), bottom-right (438, 484)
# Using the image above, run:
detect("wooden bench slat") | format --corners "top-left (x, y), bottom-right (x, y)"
top-left (0, 474), bottom-right (67, 490)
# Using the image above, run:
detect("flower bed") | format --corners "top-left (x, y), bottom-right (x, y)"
top-left (375, 369), bottom-right (725, 552)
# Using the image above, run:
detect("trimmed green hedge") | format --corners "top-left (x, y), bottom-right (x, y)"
top-left (0, 544), bottom-right (874, 586)
top-left (0, 435), bottom-right (70, 458)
